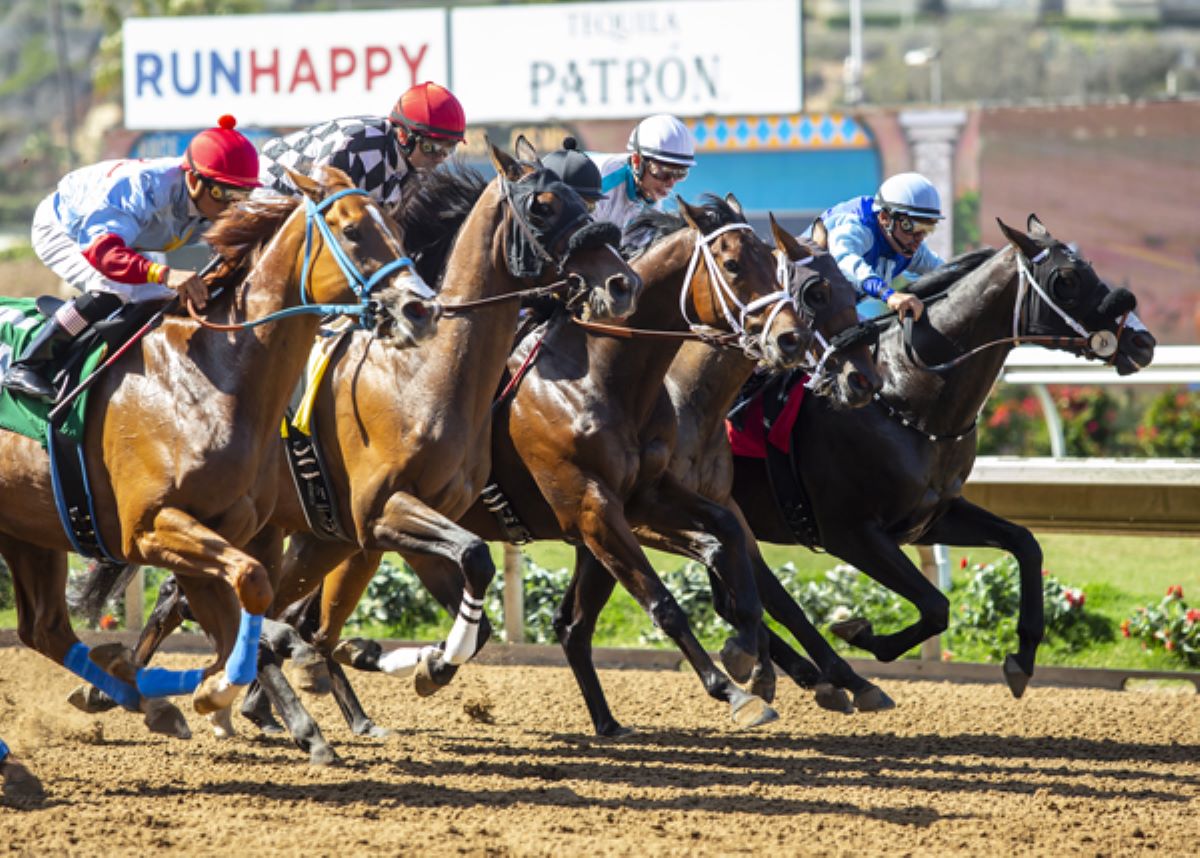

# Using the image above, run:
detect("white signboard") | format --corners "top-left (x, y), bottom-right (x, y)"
top-left (123, 10), bottom-right (448, 130)
top-left (451, 0), bottom-right (802, 122)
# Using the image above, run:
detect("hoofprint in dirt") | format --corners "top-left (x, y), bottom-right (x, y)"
top-left (1, 647), bottom-right (1196, 856)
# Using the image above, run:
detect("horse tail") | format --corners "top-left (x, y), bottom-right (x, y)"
top-left (68, 560), bottom-right (140, 625)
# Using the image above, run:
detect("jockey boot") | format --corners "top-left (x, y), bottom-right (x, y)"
top-left (1, 291), bottom-right (123, 403)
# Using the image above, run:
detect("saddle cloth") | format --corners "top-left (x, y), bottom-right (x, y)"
top-left (725, 374), bottom-right (807, 459)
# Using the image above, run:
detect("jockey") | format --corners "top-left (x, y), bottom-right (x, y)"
top-left (589, 114), bottom-right (695, 236)
top-left (806, 172), bottom-right (947, 320)
top-left (542, 136), bottom-right (604, 211)
top-left (2, 115), bottom-right (260, 402)
top-left (257, 81), bottom-right (466, 210)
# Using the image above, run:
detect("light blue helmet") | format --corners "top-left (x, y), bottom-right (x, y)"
top-left (874, 173), bottom-right (944, 220)
top-left (627, 114), bottom-right (696, 167)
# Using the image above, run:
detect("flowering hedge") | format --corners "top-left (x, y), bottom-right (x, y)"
top-left (1123, 586), bottom-right (1200, 667)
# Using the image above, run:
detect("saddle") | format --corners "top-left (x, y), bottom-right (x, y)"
top-left (727, 370), bottom-right (822, 548)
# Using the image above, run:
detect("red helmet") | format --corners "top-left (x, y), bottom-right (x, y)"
top-left (389, 82), bottom-right (466, 142)
top-left (183, 114), bottom-right (261, 188)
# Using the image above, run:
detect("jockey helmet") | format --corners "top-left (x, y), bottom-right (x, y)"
top-left (390, 82), bottom-right (466, 142)
top-left (627, 114), bottom-right (695, 167)
top-left (542, 137), bottom-right (603, 200)
top-left (183, 115), bottom-right (261, 189)
top-left (874, 173), bottom-right (944, 220)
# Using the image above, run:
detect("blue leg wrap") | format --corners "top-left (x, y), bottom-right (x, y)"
top-left (135, 666), bottom-right (206, 697)
top-left (64, 642), bottom-right (140, 710)
top-left (226, 610), bottom-right (263, 686)
top-left (0, 737), bottom-right (10, 762)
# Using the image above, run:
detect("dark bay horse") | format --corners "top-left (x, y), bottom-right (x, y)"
top-left (558, 225), bottom-right (895, 731)
top-left (729, 215), bottom-right (1156, 698)
top-left (92, 143), bottom-right (639, 758)
top-left (0, 167), bottom-right (438, 736)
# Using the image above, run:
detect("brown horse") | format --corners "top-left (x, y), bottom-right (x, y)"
top-left (557, 227), bottom-right (894, 732)
top-left (91, 142), bottom-right (640, 758)
top-left (0, 166), bottom-right (438, 736)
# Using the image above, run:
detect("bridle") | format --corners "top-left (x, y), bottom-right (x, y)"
top-left (188, 188), bottom-right (432, 333)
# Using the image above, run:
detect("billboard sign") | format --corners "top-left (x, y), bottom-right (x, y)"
top-left (123, 9), bottom-right (447, 129)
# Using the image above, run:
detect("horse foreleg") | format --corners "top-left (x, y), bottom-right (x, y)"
top-left (919, 497), bottom-right (1044, 698)
top-left (554, 546), bottom-right (627, 737)
top-left (823, 527), bottom-right (950, 664)
top-left (578, 483), bottom-right (777, 731)
top-left (626, 473), bottom-right (765, 685)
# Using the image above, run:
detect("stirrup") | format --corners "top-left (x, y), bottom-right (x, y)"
top-left (2, 365), bottom-right (57, 402)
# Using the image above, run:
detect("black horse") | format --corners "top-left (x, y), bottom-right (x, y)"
top-left (721, 215), bottom-right (1155, 698)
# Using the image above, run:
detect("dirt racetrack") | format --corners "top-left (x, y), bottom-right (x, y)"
top-left (2, 645), bottom-right (1197, 856)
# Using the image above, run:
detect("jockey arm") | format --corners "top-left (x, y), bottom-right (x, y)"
top-left (824, 218), bottom-right (893, 301)
top-left (74, 174), bottom-right (177, 286)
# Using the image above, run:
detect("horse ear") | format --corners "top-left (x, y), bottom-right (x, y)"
top-left (676, 196), bottom-right (702, 231)
top-left (770, 213), bottom-right (808, 263)
top-left (724, 193), bottom-right (745, 219)
top-left (486, 135), bottom-right (525, 182)
top-left (1027, 213), bottom-right (1049, 236)
top-left (514, 134), bottom-right (540, 165)
top-left (996, 217), bottom-right (1042, 260)
top-left (286, 167), bottom-right (324, 202)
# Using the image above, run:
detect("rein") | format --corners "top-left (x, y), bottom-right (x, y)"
top-left (186, 188), bottom-right (425, 333)
top-left (439, 276), bottom-right (578, 314)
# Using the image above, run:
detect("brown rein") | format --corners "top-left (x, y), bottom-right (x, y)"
top-left (570, 316), bottom-right (740, 346)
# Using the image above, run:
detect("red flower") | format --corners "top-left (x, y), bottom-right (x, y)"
top-left (99, 614), bottom-right (118, 631)
top-left (1166, 639), bottom-right (1176, 651)
top-left (1167, 585), bottom-right (1184, 599)
top-left (1186, 609), bottom-right (1200, 624)
top-left (941, 649), bottom-right (955, 662)
top-left (1120, 619), bottom-right (1131, 638)
top-left (959, 556), bottom-right (968, 570)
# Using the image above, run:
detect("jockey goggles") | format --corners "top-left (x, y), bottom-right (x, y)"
top-left (644, 159), bottom-right (689, 182)
top-left (206, 180), bottom-right (252, 203)
top-left (892, 214), bottom-right (937, 236)
top-left (416, 137), bottom-right (458, 159)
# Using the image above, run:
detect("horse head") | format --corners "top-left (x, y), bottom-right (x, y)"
top-left (769, 216), bottom-right (882, 408)
top-left (998, 215), bottom-right (1156, 376)
top-left (490, 138), bottom-right (640, 321)
top-left (286, 166), bottom-right (440, 348)
top-left (675, 194), bottom-right (809, 371)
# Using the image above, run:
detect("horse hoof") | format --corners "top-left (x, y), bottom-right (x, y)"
top-left (830, 617), bottom-right (873, 645)
top-left (748, 667), bottom-right (777, 704)
top-left (193, 673), bottom-right (238, 715)
top-left (1003, 655), bottom-right (1032, 699)
top-left (355, 722), bottom-right (392, 739)
top-left (596, 723), bottom-right (635, 739)
top-left (853, 683), bottom-right (896, 713)
top-left (142, 698), bottom-right (191, 739)
top-left (719, 638), bottom-right (757, 684)
top-left (1, 758), bottom-right (45, 802)
top-left (67, 683), bottom-right (118, 714)
top-left (414, 651), bottom-right (459, 698)
top-left (87, 642), bottom-right (139, 684)
top-left (207, 707), bottom-right (236, 740)
top-left (309, 744), bottom-right (340, 767)
top-left (814, 682), bottom-right (854, 715)
top-left (730, 694), bottom-right (780, 730)
top-left (289, 647), bottom-right (331, 696)
top-left (331, 638), bottom-right (381, 671)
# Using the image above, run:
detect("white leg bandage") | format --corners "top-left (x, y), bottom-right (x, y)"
top-left (444, 593), bottom-right (485, 665)
top-left (378, 645), bottom-right (441, 679)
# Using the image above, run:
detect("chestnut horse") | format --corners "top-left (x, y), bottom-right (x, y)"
top-left (557, 227), bottom-right (894, 734)
top-left (89, 143), bottom-right (640, 759)
top-left (727, 216), bottom-right (1156, 698)
top-left (0, 167), bottom-right (438, 737)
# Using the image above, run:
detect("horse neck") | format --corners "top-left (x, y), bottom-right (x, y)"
top-left (668, 341), bottom-right (756, 444)
top-left (585, 230), bottom-right (699, 417)
top-left (884, 247), bottom-right (1019, 433)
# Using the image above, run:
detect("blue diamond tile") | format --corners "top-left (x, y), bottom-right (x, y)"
top-left (819, 115), bottom-right (836, 141)
top-left (756, 119), bottom-right (771, 143)
top-left (714, 123), bottom-right (729, 144)
top-left (799, 116), bottom-right (814, 143)
top-left (735, 119), bottom-right (750, 144)
top-left (777, 118), bottom-right (793, 140)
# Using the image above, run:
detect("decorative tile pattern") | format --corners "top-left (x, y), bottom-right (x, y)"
top-left (689, 114), bottom-right (871, 151)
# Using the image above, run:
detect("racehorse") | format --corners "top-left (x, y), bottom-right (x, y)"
top-left (242, 193), bottom-right (812, 738)
top-left (0, 166), bottom-right (438, 736)
top-left (726, 215), bottom-right (1156, 698)
top-left (557, 222), bottom-right (896, 731)
top-left (87, 142), bottom-right (640, 759)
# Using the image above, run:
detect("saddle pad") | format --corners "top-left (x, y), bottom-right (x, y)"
top-left (725, 375), bottom-right (807, 459)
top-left (0, 297), bottom-right (103, 447)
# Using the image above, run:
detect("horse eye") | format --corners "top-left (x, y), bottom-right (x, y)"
top-left (723, 258), bottom-right (740, 275)
top-left (807, 283), bottom-right (830, 307)
top-left (529, 198), bottom-right (553, 220)
top-left (1053, 271), bottom-right (1081, 305)
top-left (343, 224), bottom-right (361, 242)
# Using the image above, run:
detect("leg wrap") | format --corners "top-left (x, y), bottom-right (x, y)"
top-left (226, 610), bottom-right (264, 686)
top-left (444, 593), bottom-right (485, 665)
top-left (136, 666), bottom-right (206, 697)
top-left (0, 737), bottom-right (9, 762)
top-left (64, 642), bottom-right (140, 710)
top-left (378, 645), bottom-right (440, 679)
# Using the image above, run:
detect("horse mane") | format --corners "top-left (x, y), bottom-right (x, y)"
top-left (905, 247), bottom-right (998, 300)
top-left (205, 195), bottom-right (300, 290)
top-left (393, 163), bottom-right (490, 285)
top-left (622, 194), bottom-right (747, 258)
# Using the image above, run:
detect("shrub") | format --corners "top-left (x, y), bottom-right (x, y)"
top-left (787, 562), bottom-right (919, 631)
top-left (1132, 388), bottom-right (1200, 458)
top-left (1124, 586), bottom-right (1200, 667)
top-left (978, 391), bottom-right (1048, 456)
top-left (487, 555), bottom-right (573, 644)
top-left (638, 562), bottom-right (729, 646)
top-left (346, 557), bottom-right (443, 636)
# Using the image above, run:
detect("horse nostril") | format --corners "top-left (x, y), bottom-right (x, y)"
top-left (776, 330), bottom-right (804, 356)
top-left (402, 301), bottom-right (430, 323)
top-left (849, 371), bottom-right (868, 392)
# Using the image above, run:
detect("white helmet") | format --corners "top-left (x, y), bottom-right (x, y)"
top-left (875, 172), bottom-right (944, 220)
top-left (627, 114), bottom-right (696, 167)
